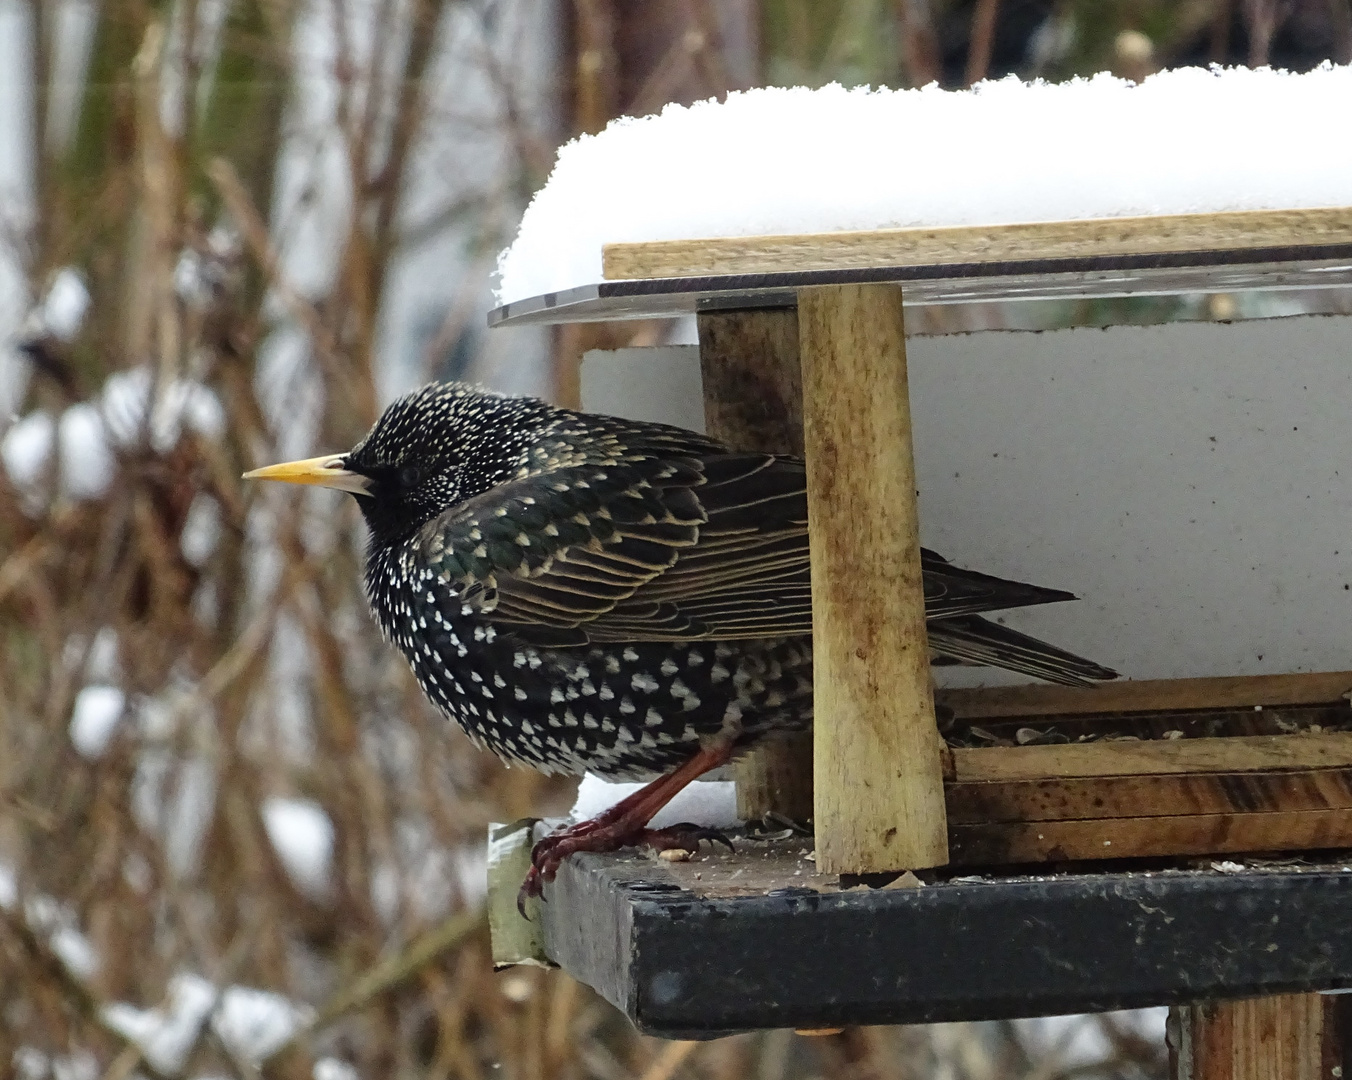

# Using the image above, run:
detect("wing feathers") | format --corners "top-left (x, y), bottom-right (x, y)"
top-left (418, 448), bottom-right (1110, 681)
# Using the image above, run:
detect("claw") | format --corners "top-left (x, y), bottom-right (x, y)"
top-left (515, 741), bottom-right (740, 917)
top-left (517, 867), bottom-right (546, 918)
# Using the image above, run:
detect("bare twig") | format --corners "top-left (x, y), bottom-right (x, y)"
top-left (965, 0), bottom-right (1001, 85)
top-left (264, 907), bottom-right (485, 1060)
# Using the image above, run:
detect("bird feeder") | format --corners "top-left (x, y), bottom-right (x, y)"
top-left (484, 73), bottom-right (1352, 1074)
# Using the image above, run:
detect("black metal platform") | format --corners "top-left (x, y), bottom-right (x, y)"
top-left (488, 246), bottom-right (1352, 327)
top-left (538, 838), bottom-right (1352, 1038)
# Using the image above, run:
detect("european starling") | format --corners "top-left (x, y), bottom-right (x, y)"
top-left (246, 381), bottom-right (1117, 900)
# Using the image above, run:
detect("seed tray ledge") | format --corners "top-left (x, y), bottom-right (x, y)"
top-left (536, 839), bottom-right (1352, 1038)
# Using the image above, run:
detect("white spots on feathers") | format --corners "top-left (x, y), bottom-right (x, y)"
top-left (630, 672), bottom-right (659, 693)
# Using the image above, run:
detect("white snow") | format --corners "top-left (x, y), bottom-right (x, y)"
top-left (314, 1058), bottom-right (360, 1080)
top-left (164, 755), bottom-right (219, 879)
top-left (497, 66), bottom-right (1352, 304)
top-left (57, 402), bottom-right (114, 499)
top-left (1, 409), bottom-right (54, 488)
top-left (212, 985), bottom-right (312, 1063)
top-left (104, 973), bottom-right (217, 1075)
top-left (1014, 1009), bottom-right (1168, 1069)
top-left (570, 773), bottom-right (741, 830)
top-left (86, 627), bottom-right (120, 682)
top-left (0, 861), bottom-right (15, 910)
top-left (262, 797), bottom-right (335, 900)
top-left (69, 684), bottom-right (125, 758)
top-left (13, 1048), bottom-right (48, 1080)
top-left (102, 366), bottom-right (225, 452)
top-left (104, 977), bottom-right (311, 1072)
top-left (180, 492), bottom-right (221, 566)
top-left (0, 403), bottom-right (117, 503)
top-left (40, 268), bottom-right (90, 342)
top-left (49, 926), bottom-right (99, 979)
top-left (50, 1051), bottom-right (98, 1080)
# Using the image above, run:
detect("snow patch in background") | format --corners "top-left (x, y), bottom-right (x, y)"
top-left (214, 985), bottom-right (312, 1062)
top-left (38, 268), bottom-right (90, 342)
top-left (2, 409), bottom-right (54, 486)
top-left (262, 797), bottom-right (335, 899)
top-left (57, 403), bottom-right (114, 498)
top-left (0, 365), bottom-right (224, 505)
top-left (180, 492), bottom-right (222, 565)
top-left (314, 1058), bottom-right (360, 1080)
top-left (105, 974), bottom-right (207, 1072)
top-left (104, 976), bottom-right (312, 1072)
top-left (102, 366), bottom-right (224, 452)
top-left (69, 684), bottom-right (125, 758)
top-left (1014, 1009), bottom-right (1169, 1070)
top-left (497, 66), bottom-right (1352, 303)
top-left (0, 861), bottom-right (15, 910)
top-left (571, 773), bottom-right (741, 829)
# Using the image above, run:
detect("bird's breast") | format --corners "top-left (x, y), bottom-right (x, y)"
top-left (367, 553), bottom-right (814, 779)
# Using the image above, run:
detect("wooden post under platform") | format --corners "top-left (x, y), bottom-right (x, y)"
top-left (697, 307), bottom-right (814, 824)
top-left (798, 283), bottom-right (948, 876)
top-left (1170, 994), bottom-right (1350, 1080)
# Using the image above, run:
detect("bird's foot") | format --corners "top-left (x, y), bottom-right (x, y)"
top-left (516, 818), bottom-right (734, 916)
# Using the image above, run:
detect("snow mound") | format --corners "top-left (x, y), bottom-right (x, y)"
top-left (497, 66), bottom-right (1352, 304)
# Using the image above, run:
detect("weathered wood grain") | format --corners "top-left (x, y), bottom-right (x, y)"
top-left (697, 308), bottom-right (812, 823)
top-left (1171, 995), bottom-right (1337, 1080)
top-left (948, 807), bottom-right (1352, 864)
top-left (603, 206), bottom-right (1352, 281)
top-left (952, 732), bottom-right (1352, 783)
top-left (800, 283), bottom-right (947, 874)
top-left (696, 307), bottom-right (804, 456)
top-left (946, 768), bottom-right (1352, 824)
top-left (936, 670), bottom-right (1352, 721)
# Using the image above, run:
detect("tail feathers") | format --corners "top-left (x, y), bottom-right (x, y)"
top-left (927, 614), bottom-right (1119, 687)
top-left (920, 548), bottom-right (1079, 619)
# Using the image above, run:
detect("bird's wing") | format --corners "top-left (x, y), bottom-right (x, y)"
top-left (416, 452), bottom-right (1082, 644)
top-left (414, 453), bottom-right (808, 643)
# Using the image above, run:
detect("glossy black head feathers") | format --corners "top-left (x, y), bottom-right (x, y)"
top-left (342, 382), bottom-right (556, 544)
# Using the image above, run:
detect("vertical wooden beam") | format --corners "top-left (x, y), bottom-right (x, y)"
top-left (697, 307), bottom-right (813, 824)
top-left (1170, 995), bottom-right (1345, 1080)
top-left (798, 283), bottom-right (948, 875)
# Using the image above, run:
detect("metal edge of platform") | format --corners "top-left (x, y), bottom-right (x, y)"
top-left (539, 849), bottom-right (1352, 1038)
top-left (486, 243), bottom-right (1352, 328)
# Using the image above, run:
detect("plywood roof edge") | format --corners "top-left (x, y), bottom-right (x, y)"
top-left (603, 205), bottom-right (1352, 281)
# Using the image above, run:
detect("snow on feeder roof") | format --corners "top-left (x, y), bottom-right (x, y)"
top-left (495, 66), bottom-right (1352, 306)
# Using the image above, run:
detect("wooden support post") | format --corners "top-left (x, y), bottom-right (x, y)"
top-left (1169, 995), bottom-right (1346, 1080)
top-left (798, 283), bottom-right (948, 875)
top-left (697, 307), bottom-right (814, 824)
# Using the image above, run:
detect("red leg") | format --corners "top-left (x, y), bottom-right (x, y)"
top-left (518, 739), bottom-right (736, 913)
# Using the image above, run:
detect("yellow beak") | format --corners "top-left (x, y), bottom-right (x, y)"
top-left (243, 454), bottom-right (373, 496)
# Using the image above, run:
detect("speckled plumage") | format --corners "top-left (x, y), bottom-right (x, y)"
top-left (335, 381), bottom-right (1115, 782)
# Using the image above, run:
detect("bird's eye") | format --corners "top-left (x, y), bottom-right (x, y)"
top-left (399, 465), bottom-right (422, 488)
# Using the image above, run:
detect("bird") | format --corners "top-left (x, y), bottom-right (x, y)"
top-left (245, 381), bottom-right (1117, 903)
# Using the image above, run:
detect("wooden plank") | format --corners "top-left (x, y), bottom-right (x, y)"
top-left (542, 844), bottom-right (1352, 1036)
top-left (946, 768), bottom-right (1352, 825)
top-left (938, 670), bottom-right (1352, 722)
top-left (952, 733), bottom-right (1352, 783)
top-left (603, 206), bottom-right (1352, 281)
top-left (1171, 995), bottom-right (1336, 1080)
top-left (948, 807), bottom-right (1352, 864)
top-left (800, 283), bottom-right (947, 874)
top-left (696, 308), bottom-right (813, 824)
